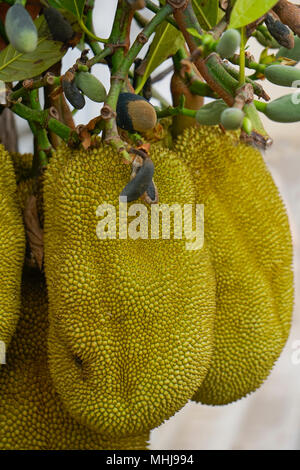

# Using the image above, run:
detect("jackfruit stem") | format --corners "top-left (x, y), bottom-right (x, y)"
top-left (239, 27), bottom-right (246, 86)
top-left (156, 105), bottom-right (196, 119)
top-left (103, 3), bottom-right (173, 160)
top-left (29, 90), bottom-right (51, 168)
top-left (145, 0), bottom-right (179, 29)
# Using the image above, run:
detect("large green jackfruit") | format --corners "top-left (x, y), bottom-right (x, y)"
top-left (0, 267), bottom-right (149, 450)
top-left (174, 126), bottom-right (294, 405)
top-left (43, 142), bottom-right (216, 439)
top-left (0, 144), bottom-right (25, 346)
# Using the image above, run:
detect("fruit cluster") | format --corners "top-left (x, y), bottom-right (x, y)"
top-left (0, 0), bottom-right (297, 451)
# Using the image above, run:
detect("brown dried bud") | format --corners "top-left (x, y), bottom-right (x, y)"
top-left (273, 0), bottom-right (300, 37)
top-left (265, 11), bottom-right (294, 49)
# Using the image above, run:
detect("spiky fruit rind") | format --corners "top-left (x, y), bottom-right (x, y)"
top-left (0, 145), bottom-right (25, 346)
top-left (175, 126), bottom-right (293, 405)
top-left (43, 142), bottom-right (216, 438)
top-left (5, 4), bottom-right (37, 53)
top-left (0, 268), bottom-right (149, 449)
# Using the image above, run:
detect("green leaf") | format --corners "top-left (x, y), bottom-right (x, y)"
top-left (229, 0), bottom-right (278, 29)
top-left (192, 0), bottom-right (219, 29)
top-left (0, 16), bottom-right (65, 82)
top-left (48, 0), bottom-right (85, 19)
top-left (135, 22), bottom-right (184, 94)
top-left (186, 27), bottom-right (203, 40)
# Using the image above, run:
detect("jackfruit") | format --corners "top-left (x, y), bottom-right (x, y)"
top-left (11, 151), bottom-right (33, 183)
top-left (264, 93), bottom-right (300, 122)
top-left (195, 100), bottom-right (228, 126)
top-left (5, 4), bottom-right (38, 53)
top-left (43, 142), bottom-right (216, 438)
top-left (0, 267), bottom-right (149, 450)
top-left (216, 29), bottom-right (241, 59)
top-left (75, 72), bottom-right (107, 103)
top-left (174, 126), bottom-right (293, 405)
top-left (220, 108), bottom-right (244, 130)
top-left (0, 144), bottom-right (25, 347)
top-left (265, 64), bottom-right (300, 87)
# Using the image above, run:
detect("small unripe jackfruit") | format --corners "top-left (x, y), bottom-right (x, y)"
top-left (175, 126), bottom-right (293, 405)
top-left (0, 268), bottom-right (149, 449)
top-left (265, 93), bottom-right (300, 122)
top-left (116, 93), bottom-right (157, 133)
top-left (5, 4), bottom-right (38, 53)
top-left (0, 145), bottom-right (25, 346)
top-left (265, 64), bottom-right (300, 87)
top-left (195, 100), bottom-right (228, 126)
top-left (216, 29), bottom-right (241, 58)
top-left (220, 107), bottom-right (244, 130)
top-left (75, 72), bottom-right (107, 103)
top-left (43, 142), bottom-right (216, 438)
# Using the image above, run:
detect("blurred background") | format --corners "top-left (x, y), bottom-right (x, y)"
top-left (12, 0), bottom-right (300, 450)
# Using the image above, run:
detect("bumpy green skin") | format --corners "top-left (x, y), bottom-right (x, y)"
top-left (277, 36), bottom-right (300, 62)
top-left (175, 126), bottom-right (294, 405)
top-left (220, 108), bottom-right (244, 130)
top-left (5, 4), bottom-right (37, 53)
top-left (43, 143), bottom-right (216, 439)
top-left (0, 268), bottom-right (149, 449)
top-left (0, 145), bottom-right (25, 347)
top-left (216, 29), bottom-right (241, 59)
top-left (195, 100), bottom-right (228, 126)
top-left (75, 72), bottom-right (107, 103)
top-left (265, 65), bottom-right (300, 87)
top-left (265, 93), bottom-right (300, 122)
